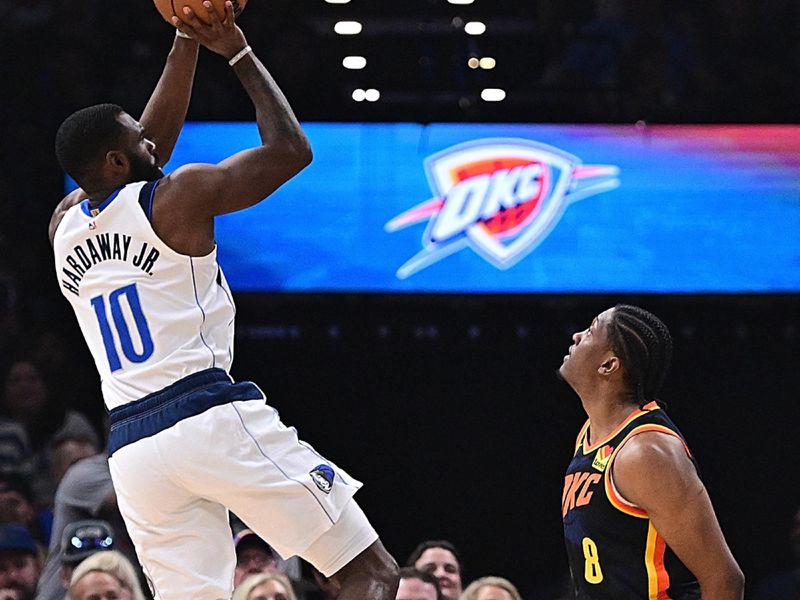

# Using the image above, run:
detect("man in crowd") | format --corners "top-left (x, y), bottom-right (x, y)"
top-left (234, 528), bottom-right (279, 588)
top-left (0, 524), bottom-right (41, 600)
top-left (396, 567), bottom-right (441, 600)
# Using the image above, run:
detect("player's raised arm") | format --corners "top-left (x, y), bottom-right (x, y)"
top-left (614, 432), bottom-right (745, 600)
top-left (48, 18), bottom-right (199, 247)
top-left (164, 1), bottom-right (312, 219)
top-left (138, 28), bottom-right (200, 166)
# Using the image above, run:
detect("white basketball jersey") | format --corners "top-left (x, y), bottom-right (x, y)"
top-left (53, 181), bottom-right (235, 410)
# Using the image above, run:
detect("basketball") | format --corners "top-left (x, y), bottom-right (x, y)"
top-left (153, 0), bottom-right (247, 26)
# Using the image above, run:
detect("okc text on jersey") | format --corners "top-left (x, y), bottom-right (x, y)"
top-left (384, 138), bottom-right (620, 279)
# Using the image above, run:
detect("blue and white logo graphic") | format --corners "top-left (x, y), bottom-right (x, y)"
top-left (310, 464), bottom-right (335, 494)
top-left (385, 138), bottom-right (620, 278)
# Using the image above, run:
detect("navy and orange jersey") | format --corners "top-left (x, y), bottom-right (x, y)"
top-left (562, 402), bottom-right (701, 600)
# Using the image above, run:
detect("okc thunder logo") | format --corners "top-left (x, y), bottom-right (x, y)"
top-left (385, 138), bottom-right (620, 278)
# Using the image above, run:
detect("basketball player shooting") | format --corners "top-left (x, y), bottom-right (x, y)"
top-left (559, 305), bottom-right (744, 599)
top-left (48, 3), bottom-right (399, 598)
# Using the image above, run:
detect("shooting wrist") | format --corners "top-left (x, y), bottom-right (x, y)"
top-left (228, 45), bottom-right (252, 66)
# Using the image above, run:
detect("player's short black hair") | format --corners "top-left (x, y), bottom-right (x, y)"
top-left (399, 567), bottom-right (443, 600)
top-left (405, 539), bottom-right (464, 574)
top-left (55, 103), bottom-right (127, 186)
top-left (607, 304), bottom-right (673, 405)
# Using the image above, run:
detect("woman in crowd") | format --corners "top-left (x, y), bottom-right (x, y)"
top-left (459, 576), bottom-right (522, 600)
top-left (406, 540), bottom-right (463, 600)
top-left (67, 550), bottom-right (147, 600)
top-left (233, 572), bottom-right (298, 600)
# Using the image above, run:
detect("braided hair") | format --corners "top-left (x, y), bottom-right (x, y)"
top-left (605, 305), bottom-right (673, 407)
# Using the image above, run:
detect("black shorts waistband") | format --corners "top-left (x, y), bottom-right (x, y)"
top-left (108, 368), bottom-right (263, 456)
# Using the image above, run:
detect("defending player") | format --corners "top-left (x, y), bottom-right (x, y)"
top-left (558, 305), bottom-right (744, 599)
top-left (48, 4), bottom-right (399, 599)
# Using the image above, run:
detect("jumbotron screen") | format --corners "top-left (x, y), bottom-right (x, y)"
top-left (73, 123), bottom-right (800, 293)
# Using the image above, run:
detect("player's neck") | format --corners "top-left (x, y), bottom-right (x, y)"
top-left (583, 394), bottom-right (639, 446)
top-left (86, 177), bottom-right (129, 207)
top-left (87, 187), bottom-right (118, 207)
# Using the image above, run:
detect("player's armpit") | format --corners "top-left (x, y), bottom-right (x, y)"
top-left (613, 432), bottom-right (744, 600)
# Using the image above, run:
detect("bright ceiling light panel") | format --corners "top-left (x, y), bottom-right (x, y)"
top-left (481, 88), bottom-right (506, 101)
top-left (335, 21), bottom-right (362, 34)
top-left (464, 21), bottom-right (486, 35)
top-left (343, 56), bottom-right (367, 69)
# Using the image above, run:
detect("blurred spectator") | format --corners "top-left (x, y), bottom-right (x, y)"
top-left (233, 572), bottom-right (297, 600)
top-left (0, 358), bottom-right (98, 506)
top-left (58, 520), bottom-right (115, 591)
top-left (35, 454), bottom-right (136, 600)
top-left (458, 576), bottom-right (522, 600)
top-left (0, 474), bottom-right (51, 547)
top-left (753, 506), bottom-right (800, 600)
top-left (0, 523), bottom-right (42, 600)
top-left (406, 541), bottom-right (463, 600)
top-left (309, 566), bottom-right (339, 599)
top-left (66, 550), bottom-right (147, 600)
top-left (396, 567), bottom-right (441, 600)
top-left (50, 433), bottom-right (99, 487)
top-left (234, 529), bottom-right (279, 588)
top-left (230, 515), bottom-right (302, 582)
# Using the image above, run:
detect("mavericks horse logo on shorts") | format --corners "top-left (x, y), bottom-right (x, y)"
top-left (310, 464), bottom-right (335, 494)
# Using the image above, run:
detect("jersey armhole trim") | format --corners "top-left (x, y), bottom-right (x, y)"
top-left (604, 424), bottom-right (690, 519)
top-left (137, 179), bottom-right (162, 221)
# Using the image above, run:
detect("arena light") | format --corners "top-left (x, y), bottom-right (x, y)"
top-left (467, 57), bottom-right (480, 69)
top-left (342, 56), bottom-right (367, 70)
top-left (325, 0), bottom-right (351, 3)
top-left (334, 21), bottom-right (362, 35)
top-left (365, 88), bottom-right (381, 102)
top-left (448, 0), bottom-right (475, 4)
top-left (352, 89), bottom-right (366, 102)
top-left (481, 88), bottom-right (506, 102)
top-left (464, 21), bottom-right (486, 35)
top-left (479, 57), bottom-right (496, 69)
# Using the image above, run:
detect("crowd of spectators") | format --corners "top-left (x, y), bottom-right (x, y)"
top-left (0, 0), bottom-right (798, 598)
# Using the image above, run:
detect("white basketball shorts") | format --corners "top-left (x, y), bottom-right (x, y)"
top-left (107, 368), bottom-right (377, 600)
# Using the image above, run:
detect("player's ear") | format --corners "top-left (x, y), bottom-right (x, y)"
top-left (598, 356), bottom-right (620, 376)
top-left (105, 149), bottom-right (128, 173)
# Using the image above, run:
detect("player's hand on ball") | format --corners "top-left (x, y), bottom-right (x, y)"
top-left (172, 1), bottom-right (247, 61)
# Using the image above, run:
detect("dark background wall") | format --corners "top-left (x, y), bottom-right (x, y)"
top-left (1, 0), bottom-right (799, 597)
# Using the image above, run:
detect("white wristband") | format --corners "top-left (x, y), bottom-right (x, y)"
top-left (228, 45), bottom-right (252, 66)
top-left (175, 28), bottom-right (191, 39)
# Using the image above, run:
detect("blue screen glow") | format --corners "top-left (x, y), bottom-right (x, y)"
top-left (73, 123), bottom-right (800, 293)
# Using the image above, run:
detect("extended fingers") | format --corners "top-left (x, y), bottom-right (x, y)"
top-left (201, 0), bottom-right (219, 23)
top-left (170, 15), bottom-right (192, 36)
top-left (224, 1), bottom-right (236, 25)
top-left (173, 4), bottom-right (202, 30)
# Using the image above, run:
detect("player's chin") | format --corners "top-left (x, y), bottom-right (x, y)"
top-left (145, 165), bottom-right (165, 181)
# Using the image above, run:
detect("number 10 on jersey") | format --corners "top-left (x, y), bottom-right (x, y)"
top-left (91, 283), bottom-right (154, 372)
